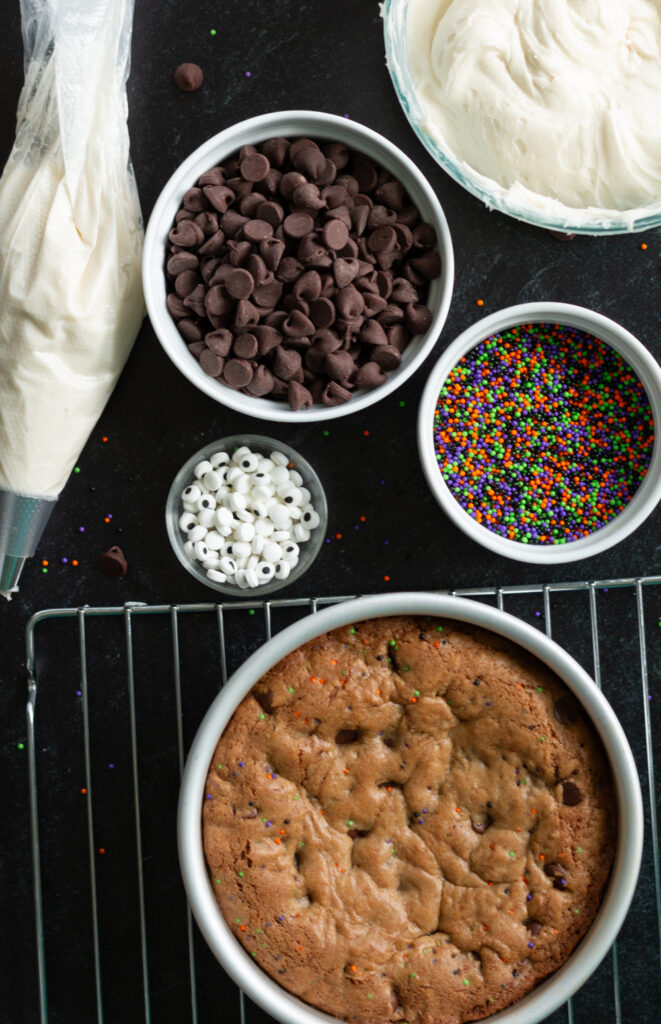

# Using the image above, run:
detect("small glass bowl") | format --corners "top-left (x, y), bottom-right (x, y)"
top-left (382, 0), bottom-right (661, 235)
top-left (165, 435), bottom-right (328, 595)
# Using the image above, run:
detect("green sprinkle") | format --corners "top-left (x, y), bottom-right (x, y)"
top-left (73, 466), bottom-right (81, 474)
top-left (261, 817), bottom-right (267, 822)
top-left (215, 878), bottom-right (221, 884)
top-left (367, 994), bottom-right (373, 1000)
top-left (238, 871), bottom-right (244, 877)
top-left (216, 764), bottom-right (223, 769)
top-left (437, 625), bottom-right (443, 632)
top-left (41, 567), bottom-right (47, 574)
top-left (299, 841), bottom-right (305, 847)
top-left (248, 609), bottom-right (255, 616)
top-left (347, 820), bottom-right (354, 827)
top-left (389, 639), bottom-right (396, 646)
top-left (409, 972), bottom-right (416, 979)
top-left (293, 794), bottom-right (299, 801)
top-left (252, 951), bottom-right (257, 957)
top-left (536, 686), bottom-right (544, 692)
top-left (540, 736), bottom-right (546, 742)
top-left (288, 687), bottom-right (294, 693)
top-left (463, 979), bottom-right (470, 987)
top-left (413, 689), bottom-right (420, 696)
top-left (508, 851), bottom-right (515, 858)
top-left (399, 400), bottom-right (406, 407)
top-left (259, 714), bottom-right (266, 720)
top-left (404, 666), bottom-right (410, 671)
top-left (323, 430), bottom-right (329, 436)
top-left (17, 742), bottom-right (24, 750)
top-left (574, 908), bottom-right (580, 915)
top-left (236, 917), bottom-right (242, 923)
top-left (350, 628), bottom-right (356, 635)
top-left (576, 846), bottom-right (583, 853)
top-left (210, 28), bottom-right (217, 35)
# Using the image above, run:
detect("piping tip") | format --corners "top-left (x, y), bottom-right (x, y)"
top-left (0, 489), bottom-right (57, 600)
top-left (0, 554), bottom-right (27, 598)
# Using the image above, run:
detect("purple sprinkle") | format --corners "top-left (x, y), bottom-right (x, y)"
top-left (106, 514), bottom-right (113, 520)
top-left (534, 611), bottom-right (541, 617)
top-left (354, 525), bottom-right (359, 530)
top-left (238, 761), bottom-right (245, 767)
top-left (379, 479), bottom-right (385, 485)
top-left (526, 893), bottom-right (533, 901)
top-left (432, 959), bottom-right (437, 964)
top-left (325, 537), bottom-right (331, 543)
top-left (76, 690), bottom-right (82, 697)
top-left (108, 763), bottom-right (114, 769)
top-left (78, 526), bottom-right (85, 533)
top-left (418, 818), bottom-right (425, 824)
top-left (528, 942), bottom-right (534, 949)
top-left (206, 794), bottom-right (212, 800)
top-left (245, 70), bottom-right (252, 77)
top-left (486, 701), bottom-right (492, 706)
top-left (278, 915), bottom-right (285, 922)
top-left (61, 557), bottom-right (68, 564)
top-left (384, 539), bottom-right (389, 545)
top-left (266, 821), bottom-right (272, 827)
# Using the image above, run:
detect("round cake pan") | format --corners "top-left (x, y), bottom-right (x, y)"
top-left (178, 592), bottom-right (642, 1024)
top-left (143, 109), bottom-right (454, 423)
top-left (418, 302), bottom-right (661, 565)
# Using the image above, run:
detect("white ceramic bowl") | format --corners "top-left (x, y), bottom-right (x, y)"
top-left (143, 110), bottom-right (454, 422)
top-left (178, 591), bottom-right (643, 1024)
top-left (382, 0), bottom-right (661, 235)
top-left (165, 435), bottom-right (328, 596)
top-left (418, 302), bottom-right (661, 564)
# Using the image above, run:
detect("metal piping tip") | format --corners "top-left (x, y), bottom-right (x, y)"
top-left (0, 554), bottom-right (27, 598)
top-left (0, 489), bottom-right (57, 600)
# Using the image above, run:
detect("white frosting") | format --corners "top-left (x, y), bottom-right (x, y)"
top-left (0, 0), bottom-right (143, 499)
top-left (406, 0), bottom-right (661, 225)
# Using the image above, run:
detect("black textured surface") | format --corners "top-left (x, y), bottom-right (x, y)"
top-left (0, 2), bottom-right (659, 1023)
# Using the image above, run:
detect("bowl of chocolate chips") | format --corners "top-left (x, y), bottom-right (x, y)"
top-left (143, 110), bottom-right (454, 420)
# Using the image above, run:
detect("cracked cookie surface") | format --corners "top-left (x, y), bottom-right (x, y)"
top-left (203, 617), bottom-right (615, 1024)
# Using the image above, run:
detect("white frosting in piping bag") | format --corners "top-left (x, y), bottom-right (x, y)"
top-left (406, 0), bottom-right (661, 222)
top-left (0, 0), bottom-right (144, 499)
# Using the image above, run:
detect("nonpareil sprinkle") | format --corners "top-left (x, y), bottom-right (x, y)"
top-left (433, 324), bottom-right (654, 544)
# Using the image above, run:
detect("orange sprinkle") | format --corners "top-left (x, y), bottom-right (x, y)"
top-left (98, 848), bottom-right (106, 855)
top-left (350, 965), bottom-right (357, 971)
top-left (343, 768), bottom-right (349, 774)
top-left (410, 696), bottom-right (417, 703)
top-left (101, 436), bottom-right (108, 442)
top-left (539, 854), bottom-right (546, 860)
top-left (359, 515), bottom-right (366, 522)
top-left (335, 533), bottom-right (342, 540)
top-left (384, 575), bottom-right (390, 582)
top-left (455, 807), bottom-right (461, 813)
top-left (71, 560), bottom-right (79, 567)
top-left (434, 640), bottom-right (440, 648)
top-left (531, 809), bottom-right (537, 814)
top-left (275, 838), bottom-right (281, 845)
top-left (363, 430), bottom-right (370, 436)
top-left (104, 517), bottom-right (111, 524)
top-left (330, 659), bottom-right (337, 665)
top-left (240, 925), bottom-right (246, 932)
top-left (641, 242), bottom-right (648, 250)
top-left (41, 559), bottom-right (48, 567)
top-left (386, 786), bottom-right (392, 792)
top-left (320, 810), bottom-right (325, 815)
top-left (375, 689), bottom-right (381, 695)
top-left (552, 928), bottom-right (558, 935)
top-left (481, 925), bottom-right (487, 931)
top-left (81, 788), bottom-right (87, 794)
top-left (297, 945), bottom-right (303, 951)
top-left (476, 299), bottom-right (484, 306)
top-left (488, 881), bottom-right (493, 887)
top-left (280, 829), bottom-right (286, 835)
top-left (489, 844), bottom-right (495, 850)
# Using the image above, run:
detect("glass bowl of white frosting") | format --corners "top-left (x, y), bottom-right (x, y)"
top-left (383, 0), bottom-right (661, 234)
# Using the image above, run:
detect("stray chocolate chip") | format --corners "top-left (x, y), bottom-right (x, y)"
top-left (525, 919), bottom-right (542, 936)
top-left (99, 546), bottom-right (127, 578)
top-left (471, 814), bottom-right (493, 834)
top-left (335, 729), bottom-right (358, 744)
top-left (255, 690), bottom-right (274, 712)
top-left (544, 862), bottom-right (565, 879)
top-left (561, 781), bottom-right (583, 806)
top-left (173, 63), bottom-right (203, 92)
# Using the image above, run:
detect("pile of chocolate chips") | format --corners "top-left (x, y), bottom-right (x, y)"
top-left (165, 136), bottom-right (441, 410)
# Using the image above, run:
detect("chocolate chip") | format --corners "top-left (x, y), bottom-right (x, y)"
top-left (354, 361), bottom-right (385, 389)
top-left (323, 219), bottom-right (349, 251)
top-left (240, 153), bottom-right (270, 183)
top-left (347, 828), bottom-right (370, 839)
top-left (169, 220), bottom-right (205, 248)
top-left (199, 349), bottom-right (224, 377)
top-left (405, 302), bottom-right (433, 335)
top-left (273, 346), bottom-right (302, 381)
top-left (99, 546), bottom-right (127, 578)
top-left (244, 364), bottom-right (275, 396)
top-left (323, 381), bottom-right (352, 405)
top-left (288, 381), bottom-right (313, 410)
top-left (223, 358), bottom-right (254, 388)
top-left (293, 145), bottom-right (327, 179)
top-left (549, 230), bottom-right (577, 241)
top-left (233, 333), bottom-right (259, 359)
top-left (325, 350), bottom-right (355, 382)
top-left (224, 268), bottom-right (254, 300)
top-left (470, 813), bottom-right (493, 834)
top-left (255, 690), bottom-right (274, 712)
top-left (243, 219), bottom-right (274, 244)
top-left (525, 919), bottom-right (542, 936)
top-left (562, 781), bottom-right (583, 806)
top-left (335, 729), bottom-right (358, 744)
top-left (553, 695), bottom-right (581, 724)
top-left (544, 862), bottom-right (565, 879)
top-left (203, 185), bottom-right (235, 214)
top-left (261, 137), bottom-right (289, 167)
top-left (173, 63), bottom-right (203, 92)
top-left (368, 225), bottom-right (398, 254)
top-left (205, 329), bottom-right (233, 356)
top-left (253, 280), bottom-right (282, 308)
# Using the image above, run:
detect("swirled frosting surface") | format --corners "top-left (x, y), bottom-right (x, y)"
top-left (407, 0), bottom-right (661, 217)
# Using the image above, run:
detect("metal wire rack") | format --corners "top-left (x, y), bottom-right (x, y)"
top-left (26, 577), bottom-right (661, 1024)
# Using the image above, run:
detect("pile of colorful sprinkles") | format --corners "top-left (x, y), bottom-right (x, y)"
top-left (433, 323), bottom-right (654, 543)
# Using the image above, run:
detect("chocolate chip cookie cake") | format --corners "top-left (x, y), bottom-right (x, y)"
top-left (203, 616), bottom-right (615, 1023)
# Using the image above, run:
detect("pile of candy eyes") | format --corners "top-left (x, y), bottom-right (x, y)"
top-left (178, 445), bottom-right (321, 587)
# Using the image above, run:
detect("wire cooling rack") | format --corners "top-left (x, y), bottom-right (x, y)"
top-left (26, 577), bottom-right (661, 1024)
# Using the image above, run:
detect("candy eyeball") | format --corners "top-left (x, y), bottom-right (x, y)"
top-left (177, 443), bottom-right (322, 588)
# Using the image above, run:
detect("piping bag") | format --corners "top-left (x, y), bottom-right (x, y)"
top-left (0, 0), bottom-right (144, 598)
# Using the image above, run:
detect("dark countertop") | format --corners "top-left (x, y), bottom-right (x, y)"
top-left (0, 2), bottom-right (659, 1023)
